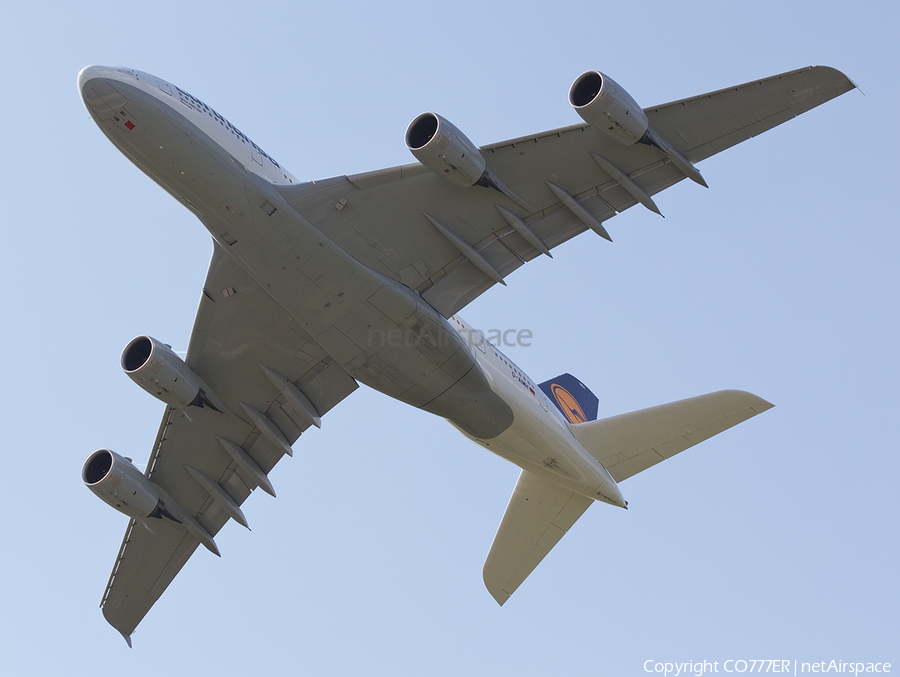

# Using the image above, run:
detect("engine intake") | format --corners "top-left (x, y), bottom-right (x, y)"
top-left (569, 71), bottom-right (649, 146)
top-left (122, 335), bottom-right (201, 408)
top-left (405, 112), bottom-right (487, 187)
top-left (82, 449), bottom-right (161, 520)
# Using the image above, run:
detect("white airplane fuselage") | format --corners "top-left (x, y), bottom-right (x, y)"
top-left (78, 66), bottom-right (626, 508)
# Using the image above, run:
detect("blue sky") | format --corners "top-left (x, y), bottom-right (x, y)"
top-left (1, 1), bottom-right (896, 674)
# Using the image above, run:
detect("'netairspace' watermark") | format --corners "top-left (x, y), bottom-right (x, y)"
top-left (367, 325), bottom-right (533, 349)
top-left (643, 660), bottom-right (891, 676)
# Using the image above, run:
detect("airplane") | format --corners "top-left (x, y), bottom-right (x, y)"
top-left (78, 64), bottom-right (855, 646)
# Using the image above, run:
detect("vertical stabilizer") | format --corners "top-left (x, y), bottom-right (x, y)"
top-left (538, 373), bottom-right (599, 423)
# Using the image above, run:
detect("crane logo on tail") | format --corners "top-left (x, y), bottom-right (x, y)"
top-left (538, 373), bottom-right (599, 424)
top-left (549, 384), bottom-right (588, 424)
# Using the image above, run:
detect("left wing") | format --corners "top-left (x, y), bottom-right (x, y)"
top-left (279, 66), bottom-right (854, 318)
top-left (99, 243), bottom-right (358, 641)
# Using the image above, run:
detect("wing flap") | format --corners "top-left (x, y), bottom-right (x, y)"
top-left (483, 470), bottom-right (592, 606)
top-left (568, 390), bottom-right (774, 483)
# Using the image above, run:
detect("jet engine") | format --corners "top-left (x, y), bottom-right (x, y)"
top-left (121, 335), bottom-right (201, 408)
top-left (82, 448), bottom-right (162, 520)
top-left (568, 70), bottom-right (649, 146)
top-left (405, 112), bottom-right (488, 187)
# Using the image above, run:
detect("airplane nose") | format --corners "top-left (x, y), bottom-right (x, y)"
top-left (77, 65), bottom-right (106, 93)
top-left (78, 66), bottom-right (131, 121)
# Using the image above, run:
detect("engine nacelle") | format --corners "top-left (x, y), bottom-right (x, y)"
top-left (121, 335), bottom-right (201, 408)
top-left (569, 71), bottom-right (649, 146)
top-left (82, 449), bottom-right (161, 520)
top-left (405, 112), bottom-right (487, 187)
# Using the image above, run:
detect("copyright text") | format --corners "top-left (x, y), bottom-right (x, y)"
top-left (643, 660), bottom-right (891, 676)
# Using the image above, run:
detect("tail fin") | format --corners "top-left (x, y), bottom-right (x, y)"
top-left (538, 373), bottom-right (599, 424)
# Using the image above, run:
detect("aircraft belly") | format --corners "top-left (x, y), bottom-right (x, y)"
top-left (207, 181), bottom-right (512, 437)
top-left (476, 425), bottom-right (615, 502)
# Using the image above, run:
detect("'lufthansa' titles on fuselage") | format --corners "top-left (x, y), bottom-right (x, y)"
top-left (171, 84), bottom-right (281, 170)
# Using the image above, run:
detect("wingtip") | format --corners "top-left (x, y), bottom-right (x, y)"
top-left (118, 629), bottom-right (133, 648)
top-left (754, 398), bottom-right (775, 414)
top-left (485, 586), bottom-right (509, 607)
top-left (483, 572), bottom-right (511, 607)
top-left (812, 65), bottom-right (860, 94)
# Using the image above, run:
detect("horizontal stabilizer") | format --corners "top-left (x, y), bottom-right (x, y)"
top-left (483, 470), bottom-right (592, 605)
top-left (568, 390), bottom-right (773, 483)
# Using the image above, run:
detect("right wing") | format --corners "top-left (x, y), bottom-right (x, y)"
top-left (99, 243), bottom-right (358, 642)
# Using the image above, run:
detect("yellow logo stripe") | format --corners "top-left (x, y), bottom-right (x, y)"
top-left (550, 384), bottom-right (587, 424)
